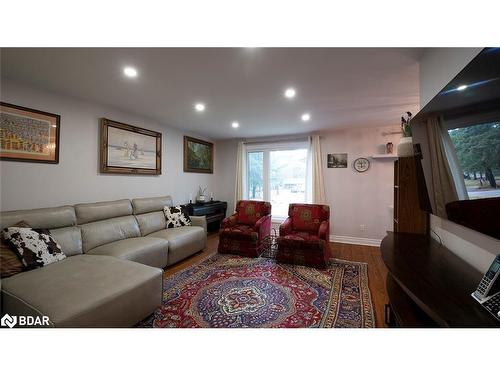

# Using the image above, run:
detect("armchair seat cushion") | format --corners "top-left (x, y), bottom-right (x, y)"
top-left (220, 224), bottom-right (258, 241)
top-left (282, 231), bottom-right (319, 242)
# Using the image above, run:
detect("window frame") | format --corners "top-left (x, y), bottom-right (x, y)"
top-left (245, 141), bottom-right (309, 221)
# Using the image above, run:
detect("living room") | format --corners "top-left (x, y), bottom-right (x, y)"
top-left (1, 2), bottom-right (499, 375)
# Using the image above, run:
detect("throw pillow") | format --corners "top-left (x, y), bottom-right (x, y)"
top-left (0, 221), bottom-right (31, 278)
top-left (2, 225), bottom-right (66, 270)
top-left (163, 205), bottom-right (192, 228)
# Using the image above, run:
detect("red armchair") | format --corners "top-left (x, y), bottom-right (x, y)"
top-left (276, 203), bottom-right (330, 268)
top-left (218, 200), bottom-right (272, 258)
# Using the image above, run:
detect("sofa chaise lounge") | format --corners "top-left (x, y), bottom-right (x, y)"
top-left (0, 195), bottom-right (207, 327)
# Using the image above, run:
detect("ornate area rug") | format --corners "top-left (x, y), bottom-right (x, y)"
top-left (140, 254), bottom-right (375, 328)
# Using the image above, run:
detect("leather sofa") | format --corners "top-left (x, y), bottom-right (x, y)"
top-left (0, 196), bottom-right (207, 327)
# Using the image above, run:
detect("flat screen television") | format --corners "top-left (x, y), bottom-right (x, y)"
top-left (412, 48), bottom-right (500, 240)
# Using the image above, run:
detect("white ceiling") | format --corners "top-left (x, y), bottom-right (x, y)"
top-left (1, 48), bottom-right (423, 140)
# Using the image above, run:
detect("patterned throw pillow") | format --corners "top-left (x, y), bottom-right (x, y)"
top-left (2, 225), bottom-right (66, 270)
top-left (0, 221), bottom-right (31, 278)
top-left (163, 205), bottom-right (191, 228)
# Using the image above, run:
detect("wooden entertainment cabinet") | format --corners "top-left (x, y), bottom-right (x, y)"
top-left (381, 232), bottom-right (499, 327)
top-left (393, 157), bottom-right (429, 234)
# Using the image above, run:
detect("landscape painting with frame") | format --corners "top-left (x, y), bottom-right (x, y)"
top-left (100, 118), bottom-right (162, 175)
top-left (184, 136), bottom-right (214, 173)
top-left (0, 102), bottom-right (60, 163)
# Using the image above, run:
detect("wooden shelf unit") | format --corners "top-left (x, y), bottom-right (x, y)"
top-left (393, 157), bottom-right (429, 234)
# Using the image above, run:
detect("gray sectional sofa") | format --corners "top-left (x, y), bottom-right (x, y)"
top-left (0, 196), bottom-right (207, 327)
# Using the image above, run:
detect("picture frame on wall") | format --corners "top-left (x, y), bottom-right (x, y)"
top-left (183, 136), bottom-right (214, 174)
top-left (100, 118), bottom-right (162, 175)
top-left (0, 102), bottom-right (60, 164)
top-left (327, 153), bottom-right (348, 168)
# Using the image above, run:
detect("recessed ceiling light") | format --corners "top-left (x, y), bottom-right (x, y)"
top-left (301, 113), bottom-right (311, 122)
top-left (231, 122), bottom-right (240, 128)
top-left (123, 66), bottom-right (138, 78)
top-left (284, 87), bottom-right (296, 99)
top-left (457, 84), bottom-right (468, 91)
top-left (194, 103), bottom-right (206, 112)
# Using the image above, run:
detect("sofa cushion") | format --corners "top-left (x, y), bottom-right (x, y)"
top-left (135, 211), bottom-right (166, 236)
top-left (75, 199), bottom-right (133, 224)
top-left (80, 215), bottom-right (141, 252)
top-left (87, 237), bottom-right (168, 268)
top-left (1, 221), bottom-right (31, 279)
top-left (1, 254), bottom-right (163, 327)
top-left (132, 196), bottom-right (172, 215)
top-left (49, 226), bottom-right (83, 256)
top-left (163, 205), bottom-right (191, 228)
top-left (148, 226), bottom-right (206, 266)
top-left (3, 226), bottom-right (66, 270)
top-left (0, 205), bottom-right (76, 230)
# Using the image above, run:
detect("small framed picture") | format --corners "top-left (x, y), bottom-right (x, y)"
top-left (184, 136), bottom-right (214, 174)
top-left (327, 153), bottom-right (348, 168)
top-left (0, 102), bottom-right (60, 164)
top-left (100, 118), bottom-right (162, 175)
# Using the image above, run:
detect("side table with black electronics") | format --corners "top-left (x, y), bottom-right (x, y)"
top-left (186, 201), bottom-right (227, 233)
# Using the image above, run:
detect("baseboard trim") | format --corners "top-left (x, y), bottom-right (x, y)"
top-left (330, 235), bottom-right (382, 247)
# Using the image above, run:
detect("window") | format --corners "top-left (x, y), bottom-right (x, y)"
top-left (448, 122), bottom-right (500, 199)
top-left (246, 142), bottom-right (309, 218)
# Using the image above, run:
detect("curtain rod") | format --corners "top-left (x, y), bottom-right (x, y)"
top-left (242, 135), bottom-right (320, 145)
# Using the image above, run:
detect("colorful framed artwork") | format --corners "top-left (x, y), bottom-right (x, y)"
top-left (327, 153), bottom-right (348, 168)
top-left (0, 102), bottom-right (60, 163)
top-left (183, 136), bottom-right (214, 174)
top-left (100, 118), bottom-right (162, 175)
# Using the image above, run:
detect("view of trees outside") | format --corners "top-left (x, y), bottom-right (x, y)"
top-left (248, 152), bottom-right (263, 200)
top-left (247, 148), bottom-right (308, 216)
top-left (448, 122), bottom-right (500, 199)
top-left (270, 149), bottom-right (307, 216)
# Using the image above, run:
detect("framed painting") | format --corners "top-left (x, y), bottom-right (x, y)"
top-left (0, 102), bottom-right (60, 163)
top-left (184, 136), bottom-right (214, 173)
top-left (327, 153), bottom-right (348, 168)
top-left (100, 118), bottom-right (161, 175)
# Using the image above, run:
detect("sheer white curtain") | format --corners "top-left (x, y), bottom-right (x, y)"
top-left (234, 141), bottom-right (246, 212)
top-left (306, 135), bottom-right (326, 204)
top-left (426, 116), bottom-right (467, 217)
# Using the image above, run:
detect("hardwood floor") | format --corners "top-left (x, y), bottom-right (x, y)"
top-left (164, 234), bottom-right (389, 327)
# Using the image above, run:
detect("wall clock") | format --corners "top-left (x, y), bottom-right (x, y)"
top-left (353, 157), bottom-right (370, 172)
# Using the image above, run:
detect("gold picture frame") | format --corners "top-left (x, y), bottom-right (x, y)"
top-left (100, 118), bottom-right (162, 175)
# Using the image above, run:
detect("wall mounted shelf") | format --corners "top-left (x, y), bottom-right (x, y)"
top-left (371, 154), bottom-right (398, 160)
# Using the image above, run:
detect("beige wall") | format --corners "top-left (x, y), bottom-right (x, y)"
top-left (419, 47), bottom-right (499, 272)
top-left (0, 80), bottom-right (216, 211)
top-left (215, 124), bottom-right (401, 244)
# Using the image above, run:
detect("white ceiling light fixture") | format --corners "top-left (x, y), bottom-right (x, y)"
top-left (301, 113), bottom-right (311, 122)
top-left (231, 121), bottom-right (240, 128)
top-left (194, 102), bottom-right (206, 112)
top-left (123, 66), bottom-right (138, 78)
top-left (284, 87), bottom-right (296, 99)
top-left (457, 84), bottom-right (468, 91)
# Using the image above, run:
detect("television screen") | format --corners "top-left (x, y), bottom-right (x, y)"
top-left (412, 48), bottom-right (500, 239)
